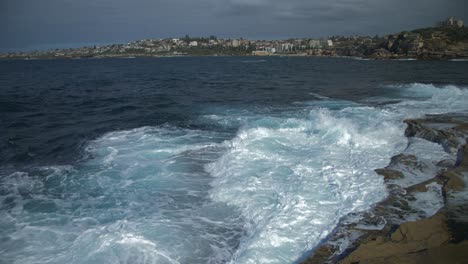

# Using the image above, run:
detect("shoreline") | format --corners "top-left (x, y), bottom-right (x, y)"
top-left (303, 113), bottom-right (468, 263)
top-left (1, 54), bottom-right (468, 61)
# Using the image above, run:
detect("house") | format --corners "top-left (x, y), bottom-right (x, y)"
top-left (232, 39), bottom-right (241, 47)
top-left (189, 41), bottom-right (198, 47)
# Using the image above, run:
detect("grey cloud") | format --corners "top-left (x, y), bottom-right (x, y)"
top-left (1, 0), bottom-right (467, 51)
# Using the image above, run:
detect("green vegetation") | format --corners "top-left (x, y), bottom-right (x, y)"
top-left (412, 26), bottom-right (468, 42)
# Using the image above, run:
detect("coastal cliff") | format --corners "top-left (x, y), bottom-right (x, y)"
top-left (304, 113), bottom-right (468, 264)
top-left (326, 26), bottom-right (468, 60)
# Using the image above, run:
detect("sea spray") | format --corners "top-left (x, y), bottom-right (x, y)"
top-left (1, 84), bottom-right (468, 264)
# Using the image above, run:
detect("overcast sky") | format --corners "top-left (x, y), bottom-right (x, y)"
top-left (1, 0), bottom-right (467, 51)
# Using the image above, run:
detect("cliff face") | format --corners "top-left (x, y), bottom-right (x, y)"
top-left (304, 113), bottom-right (468, 264)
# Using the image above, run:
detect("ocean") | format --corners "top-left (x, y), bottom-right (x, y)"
top-left (1, 57), bottom-right (468, 264)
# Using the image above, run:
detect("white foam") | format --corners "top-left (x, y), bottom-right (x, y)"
top-left (409, 182), bottom-right (444, 218)
top-left (205, 83), bottom-right (468, 263)
top-left (384, 137), bottom-right (453, 188)
top-left (1, 83), bottom-right (468, 264)
top-left (207, 107), bottom-right (406, 263)
top-left (0, 126), bottom-right (243, 264)
top-left (309, 93), bottom-right (330, 100)
top-left (387, 83), bottom-right (468, 117)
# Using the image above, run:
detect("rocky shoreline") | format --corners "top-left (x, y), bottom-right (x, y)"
top-left (303, 113), bottom-right (468, 264)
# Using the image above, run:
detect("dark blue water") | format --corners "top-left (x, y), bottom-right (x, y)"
top-left (1, 57), bottom-right (468, 263)
top-left (2, 57), bottom-right (467, 167)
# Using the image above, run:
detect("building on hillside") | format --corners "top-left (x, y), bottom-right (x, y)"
top-left (309, 40), bottom-right (322, 49)
top-left (232, 39), bottom-right (241, 47)
top-left (280, 43), bottom-right (294, 52)
top-left (438, 16), bottom-right (464, 28)
top-left (189, 41), bottom-right (198, 47)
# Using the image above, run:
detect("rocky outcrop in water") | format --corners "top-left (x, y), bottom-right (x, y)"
top-left (303, 113), bottom-right (468, 264)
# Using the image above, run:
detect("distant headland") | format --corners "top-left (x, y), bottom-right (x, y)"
top-left (2, 17), bottom-right (467, 60)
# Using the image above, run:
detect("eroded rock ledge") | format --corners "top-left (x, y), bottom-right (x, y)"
top-left (303, 113), bottom-right (468, 264)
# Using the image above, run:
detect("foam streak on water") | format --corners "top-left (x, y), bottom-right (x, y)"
top-left (206, 107), bottom-right (405, 263)
top-left (1, 84), bottom-right (468, 264)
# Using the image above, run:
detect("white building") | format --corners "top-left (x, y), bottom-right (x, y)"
top-left (189, 41), bottom-right (198, 47)
top-left (327, 40), bottom-right (334, 47)
top-left (309, 40), bottom-right (322, 49)
top-left (232, 39), bottom-right (241, 47)
top-left (281, 43), bottom-right (294, 52)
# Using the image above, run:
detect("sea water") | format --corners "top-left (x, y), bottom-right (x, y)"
top-left (1, 57), bottom-right (468, 263)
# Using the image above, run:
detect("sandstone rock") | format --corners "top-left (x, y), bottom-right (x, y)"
top-left (340, 212), bottom-right (451, 264)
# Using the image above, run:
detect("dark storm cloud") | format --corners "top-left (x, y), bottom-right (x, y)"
top-left (1, 0), bottom-right (467, 51)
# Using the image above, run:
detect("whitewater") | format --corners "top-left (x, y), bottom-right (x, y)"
top-left (1, 83), bottom-right (468, 264)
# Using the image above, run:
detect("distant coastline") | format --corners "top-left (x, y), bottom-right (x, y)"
top-left (2, 18), bottom-right (468, 61)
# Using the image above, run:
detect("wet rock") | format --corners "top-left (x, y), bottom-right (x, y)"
top-left (404, 119), bottom-right (461, 152)
top-left (374, 168), bottom-right (404, 181)
top-left (442, 145), bottom-right (468, 193)
top-left (389, 154), bottom-right (418, 167)
top-left (436, 158), bottom-right (456, 169)
top-left (379, 153), bottom-right (439, 188)
top-left (404, 113), bottom-right (468, 152)
top-left (303, 245), bottom-right (334, 264)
